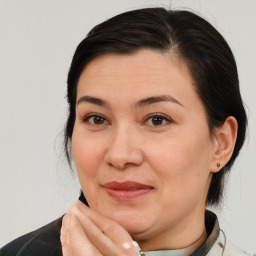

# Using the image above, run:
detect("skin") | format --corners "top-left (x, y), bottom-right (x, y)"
top-left (61, 49), bottom-right (237, 255)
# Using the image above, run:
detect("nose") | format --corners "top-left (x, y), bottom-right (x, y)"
top-left (104, 125), bottom-right (144, 170)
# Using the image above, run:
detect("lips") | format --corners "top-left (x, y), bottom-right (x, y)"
top-left (103, 181), bottom-right (153, 201)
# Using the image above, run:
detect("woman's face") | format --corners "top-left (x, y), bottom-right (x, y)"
top-left (72, 49), bottom-right (217, 244)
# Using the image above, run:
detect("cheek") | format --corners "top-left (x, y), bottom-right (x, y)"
top-left (71, 131), bottom-right (105, 182)
top-left (146, 132), bottom-right (212, 201)
top-left (72, 132), bottom-right (108, 209)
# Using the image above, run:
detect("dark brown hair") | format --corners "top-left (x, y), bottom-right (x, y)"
top-left (65, 7), bottom-right (247, 205)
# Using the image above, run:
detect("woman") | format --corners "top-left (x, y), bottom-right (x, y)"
top-left (0, 7), bottom-right (249, 256)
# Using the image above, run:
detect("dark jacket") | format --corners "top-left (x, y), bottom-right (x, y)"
top-left (0, 192), bottom-right (249, 256)
top-left (0, 217), bottom-right (63, 256)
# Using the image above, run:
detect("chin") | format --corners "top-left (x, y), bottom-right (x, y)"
top-left (110, 210), bottom-right (155, 236)
top-left (90, 199), bottom-right (157, 234)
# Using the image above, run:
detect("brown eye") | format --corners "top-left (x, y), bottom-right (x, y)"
top-left (83, 115), bottom-right (108, 125)
top-left (145, 115), bottom-right (170, 127)
top-left (92, 116), bottom-right (105, 124)
top-left (152, 116), bottom-right (164, 125)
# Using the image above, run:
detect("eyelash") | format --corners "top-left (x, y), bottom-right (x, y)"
top-left (82, 114), bottom-right (109, 126)
top-left (144, 114), bottom-right (171, 127)
top-left (82, 113), bottom-right (172, 127)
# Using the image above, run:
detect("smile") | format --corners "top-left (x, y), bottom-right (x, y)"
top-left (102, 181), bottom-right (153, 201)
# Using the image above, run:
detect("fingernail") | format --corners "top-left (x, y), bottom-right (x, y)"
top-left (123, 242), bottom-right (131, 249)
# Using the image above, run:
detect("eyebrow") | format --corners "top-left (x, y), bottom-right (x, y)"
top-left (76, 95), bottom-right (184, 108)
top-left (134, 95), bottom-right (184, 108)
top-left (77, 96), bottom-right (110, 107)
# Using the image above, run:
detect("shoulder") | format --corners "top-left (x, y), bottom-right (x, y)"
top-left (0, 217), bottom-right (63, 256)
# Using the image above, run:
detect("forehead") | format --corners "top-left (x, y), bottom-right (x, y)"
top-left (76, 49), bottom-right (197, 107)
top-left (80, 50), bottom-right (190, 77)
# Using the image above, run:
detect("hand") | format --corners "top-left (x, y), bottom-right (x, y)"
top-left (60, 201), bottom-right (140, 256)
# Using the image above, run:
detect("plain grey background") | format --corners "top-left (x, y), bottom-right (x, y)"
top-left (0, 0), bottom-right (255, 251)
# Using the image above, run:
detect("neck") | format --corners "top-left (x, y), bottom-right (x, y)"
top-left (137, 209), bottom-right (208, 252)
top-left (137, 176), bottom-right (213, 252)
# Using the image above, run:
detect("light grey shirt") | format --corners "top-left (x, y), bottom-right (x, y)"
top-left (142, 211), bottom-right (249, 256)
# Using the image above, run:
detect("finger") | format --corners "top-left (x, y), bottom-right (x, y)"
top-left (88, 210), bottom-right (139, 256)
top-left (60, 213), bottom-right (70, 256)
top-left (68, 214), bottom-right (103, 256)
top-left (72, 201), bottom-right (139, 256)
top-left (70, 205), bottom-right (126, 256)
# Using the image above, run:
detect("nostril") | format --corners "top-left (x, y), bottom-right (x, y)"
top-left (104, 133), bottom-right (144, 169)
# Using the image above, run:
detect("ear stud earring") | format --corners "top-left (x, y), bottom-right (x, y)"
top-left (217, 163), bottom-right (221, 168)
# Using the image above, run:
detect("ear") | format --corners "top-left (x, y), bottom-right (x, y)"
top-left (210, 116), bottom-right (238, 173)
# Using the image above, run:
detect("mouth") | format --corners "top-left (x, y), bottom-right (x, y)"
top-left (102, 181), bottom-right (154, 201)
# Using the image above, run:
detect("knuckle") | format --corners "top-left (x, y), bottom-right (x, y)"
top-left (73, 200), bottom-right (83, 210)
top-left (68, 214), bottom-right (78, 228)
top-left (67, 201), bottom-right (79, 213)
top-left (63, 213), bottom-right (69, 221)
top-left (69, 201), bottom-right (84, 215)
top-left (102, 223), bottom-right (116, 234)
top-left (73, 200), bottom-right (81, 208)
top-left (62, 214), bottom-right (70, 229)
